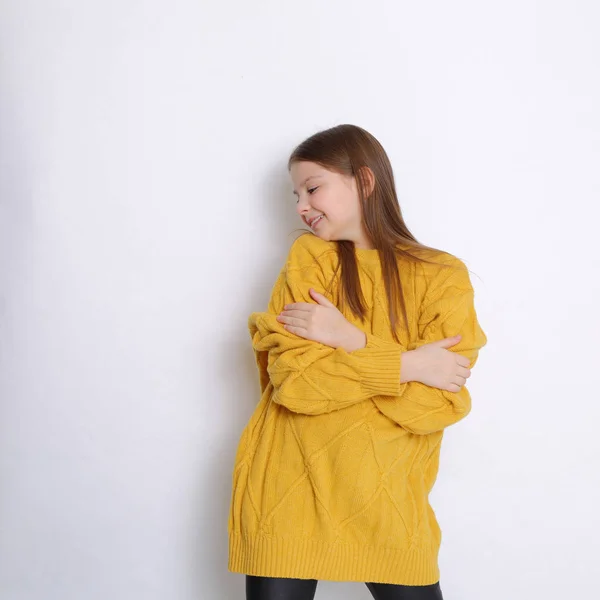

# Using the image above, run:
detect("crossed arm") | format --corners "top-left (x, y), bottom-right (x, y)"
top-left (249, 259), bottom-right (487, 435)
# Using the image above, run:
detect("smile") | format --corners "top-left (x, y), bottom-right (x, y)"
top-left (310, 215), bottom-right (325, 228)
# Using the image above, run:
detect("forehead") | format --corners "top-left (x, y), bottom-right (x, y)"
top-left (290, 161), bottom-right (330, 189)
top-left (291, 161), bottom-right (329, 178)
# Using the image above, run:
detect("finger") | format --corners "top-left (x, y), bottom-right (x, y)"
top-left (456, 355), bottom-right (470, 368)
top-left (282, 324), bottom-right (309, 337)
top-left (448, 380), bottom-right (464, 392)
top-left (456, 363), bottom-right (471, 378)
top-left (283, 302), bottom-right (314, 311)
top-left (309, 288), bottom-right (334, 307)
top-left (453, 374), bottom-right (467, 387)
top-left (279, 308), bottom-right (312, 317)
top-left (428, 336), bottom-right (460, 348)
top-left (277, 315), bottom-right (308, 328)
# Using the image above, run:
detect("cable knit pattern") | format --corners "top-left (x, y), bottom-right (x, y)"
top-left (228, 233), bottom-right (487, 585)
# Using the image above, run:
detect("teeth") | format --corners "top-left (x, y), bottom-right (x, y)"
top-left (311, 215), bottom-right (324, 227)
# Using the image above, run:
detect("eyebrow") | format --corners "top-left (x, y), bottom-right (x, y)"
top-left (292, 175), bottom-right (323, 196)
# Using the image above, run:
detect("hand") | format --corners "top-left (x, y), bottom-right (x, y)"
top-left (276, 288), bottom-right (366, 351)
top-left (406, 336), bottom-right (471, 392)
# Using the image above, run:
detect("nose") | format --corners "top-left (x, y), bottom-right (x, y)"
top-left (295, 194), bottom-right (311, 218)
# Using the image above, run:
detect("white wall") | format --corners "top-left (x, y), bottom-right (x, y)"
top-left (1, 1), bottom-right (598, 598)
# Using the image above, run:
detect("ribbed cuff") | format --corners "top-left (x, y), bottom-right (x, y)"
top-left (350, 331), bottom-right (404, 397)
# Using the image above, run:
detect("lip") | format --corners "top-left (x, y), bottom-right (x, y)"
top-left (307, 214), bottom-right (325, 228)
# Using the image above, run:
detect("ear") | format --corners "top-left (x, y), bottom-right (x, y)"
top-left (357, 166), bottom-right (376, 198)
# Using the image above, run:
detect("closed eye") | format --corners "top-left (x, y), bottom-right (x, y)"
top-left (294, 186), bottom-right (319, 203)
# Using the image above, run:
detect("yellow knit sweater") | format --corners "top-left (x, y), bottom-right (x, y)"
top-left (228, 232), bottom-right (487, 585)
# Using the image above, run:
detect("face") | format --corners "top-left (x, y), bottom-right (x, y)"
top-left (290, 161), bottom-right (372, 248)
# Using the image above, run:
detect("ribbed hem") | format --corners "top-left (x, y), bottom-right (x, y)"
top-left (351, 331), bottom-right (404, 398)
top-left (228, 532), bottom-right (440, 585)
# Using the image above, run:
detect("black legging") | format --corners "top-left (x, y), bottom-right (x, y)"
top-left (246, 575), bottom-right (444, 599)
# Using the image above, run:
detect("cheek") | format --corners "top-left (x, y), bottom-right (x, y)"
top-left (320, 191), bottom-right (344, 215)
top-left (327, 196), bottom-right (353, 222)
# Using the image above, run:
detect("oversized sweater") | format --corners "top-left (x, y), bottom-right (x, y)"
top-left (228, 232), bottom-right (487, 585)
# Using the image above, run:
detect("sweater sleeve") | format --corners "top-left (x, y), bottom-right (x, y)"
top-left (368, 257), bottom-right (488, 435)
top-left (248, 263), bottom-right (405, 415)
top-left (248, 237), bottom-right (487, 427)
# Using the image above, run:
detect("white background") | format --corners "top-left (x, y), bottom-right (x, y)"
top-left (1, 1), bottom-right (599, 598)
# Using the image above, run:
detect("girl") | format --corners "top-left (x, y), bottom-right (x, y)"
top-left (228, 124), bottom-right (487, 600)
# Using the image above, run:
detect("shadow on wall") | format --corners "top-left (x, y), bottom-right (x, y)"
top-left (191, 158), bottom-right (306, 594)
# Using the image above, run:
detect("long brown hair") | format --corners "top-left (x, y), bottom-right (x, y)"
top-left (288, 123), bottom-right (468, 343)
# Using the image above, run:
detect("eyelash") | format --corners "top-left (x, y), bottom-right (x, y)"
top-left (295, 187), bottom-right (318, 202)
